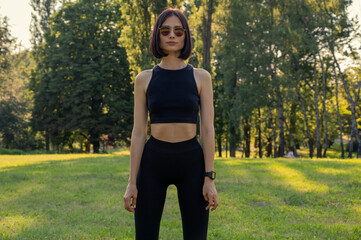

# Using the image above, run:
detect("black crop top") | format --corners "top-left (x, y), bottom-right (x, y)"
top-left (146, 63), bottom-right (200, 124)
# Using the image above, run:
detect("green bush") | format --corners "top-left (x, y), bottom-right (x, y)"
top-left (0, 147), bottom-right (25, 155)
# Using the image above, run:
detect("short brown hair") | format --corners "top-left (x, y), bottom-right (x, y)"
top-left (149, 7), bottom-right (192, 60)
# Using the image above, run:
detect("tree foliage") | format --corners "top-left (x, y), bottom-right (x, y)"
top-left (31, 0), bottom-right (133, 152)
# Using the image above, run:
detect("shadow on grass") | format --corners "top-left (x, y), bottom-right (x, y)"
top-left (209, 157), bottom-right (361, 239)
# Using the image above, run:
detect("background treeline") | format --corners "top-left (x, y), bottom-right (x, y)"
top-left (0, 0), bottom-right (360, 157)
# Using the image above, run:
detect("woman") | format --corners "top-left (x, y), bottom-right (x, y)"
top-left (123, 6), bottom-right (219, 240)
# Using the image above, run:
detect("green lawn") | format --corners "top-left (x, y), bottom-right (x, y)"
top-left (1, 150), bottom-right (361, 239)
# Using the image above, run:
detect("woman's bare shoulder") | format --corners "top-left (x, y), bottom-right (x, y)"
top-left (193, 67), bottom-right (211, 81)
top-left (135, 68), bottom-right (153, 83)
top-left (193, 67), bottom-right (212, 94)
top-left (135, 68), bottom-right (154, 94)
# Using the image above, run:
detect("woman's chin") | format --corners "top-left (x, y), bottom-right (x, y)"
top-left (162, 49), bottom-right (181, 54)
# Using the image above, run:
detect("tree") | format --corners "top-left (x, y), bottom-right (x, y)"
top-left (32, 0), bottom-right (133, 152)
top-left (118, 0), bottom-right (168, 78)
top-left (30, 0), bottom-right (67, 150)
top-left (320, 0), bottom-right (361, 158)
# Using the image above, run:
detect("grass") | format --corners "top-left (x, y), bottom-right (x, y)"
top-left (0, 150), bottom-right (361, 239)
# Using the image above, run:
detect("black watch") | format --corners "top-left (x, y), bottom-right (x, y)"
top-left (204, 171), bottom-right (216, 180)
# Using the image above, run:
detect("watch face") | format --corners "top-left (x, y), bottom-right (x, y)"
top-left (205, 171), bottom-right (216, 179)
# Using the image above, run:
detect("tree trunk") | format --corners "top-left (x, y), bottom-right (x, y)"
top-left (90, 132), bottom-right (100, 153)
top-left (282, 116), bottom-right (298, 157)
top-left (229, 124), bottom-right (237, 157)
top-left (266, 134), bottom-right (272, 157)
top-left (217, 136), bottom-right (222, 157)
top-left (313, 54), bottom-right (322, 157)
top-left (277, 98), bottom-right (285, 157)
top-left (268, 106), bottom-right (277, 158)
top-left (269, 0), bottom-right (281, 158)
top-left (333, 51), bottom-right (361, 158)
top-left (243, 118), bottom-right (251, 158)
top-left (202, 0), bottom-right (214, 72)
top-left (258, 107), bottom-right (262, 158)
top-left (319, 54), bottom-right (329, 157)
top-left (254, 134), bottom-right (257, 157)
top-left (45, 130), bottom-right (50, 151)
top-left (296, 83), bottom-right (313, 158)
top-left (86, 141), bottom-right (90, 153)
top-left (242, 142), bottom-right (245, 158)
top-left (348, 130), bottom-right (354, 158)
top-left (332, 60), bottom-right (345, 158)
top-left (102, 139), bottom-right (105, 152)
top-left (226, 136), bottom-right (228, 158)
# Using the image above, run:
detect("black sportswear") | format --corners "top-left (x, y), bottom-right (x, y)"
top-left (134, 135), bottom-right (209, 240)
top-left (146, 63), bottom-right (200, 124)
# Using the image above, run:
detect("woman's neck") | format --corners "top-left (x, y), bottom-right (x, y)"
top-left (158, 58), bottom-right (186, 69)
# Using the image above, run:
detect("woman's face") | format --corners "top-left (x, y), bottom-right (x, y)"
top-left (159, 15), bottom-right (185, 54)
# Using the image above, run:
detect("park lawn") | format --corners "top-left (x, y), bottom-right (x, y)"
top-left (0, 151), bottom-right (361, 239)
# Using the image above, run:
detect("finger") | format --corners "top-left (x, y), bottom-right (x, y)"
top-left (124, 195), bottom-right (136, 213)
top-left (129, 207), bottom-right (134, 213)
top-left (210, 195), bottom-right (218, 211)
top-left (123, 195), bottom-right (129, 207)
top-left (205, 196), bottom-right (211, 210)
top-left (205, 202), bottom-right (212, 210)
top-left (128, 205), bottom-right (134, 213)
top-left (123, 196), bottom-right (132, 212)
top-left (129, 198), bottom-right (135, 213)
top-left (130, 195), bottom-right (136, 206)
top-left (205, 195), bottom-right (214, 210)
top-left (133, 196), bottom-right (137, 209)
top-left (212, 196), bottom-right (219, 211)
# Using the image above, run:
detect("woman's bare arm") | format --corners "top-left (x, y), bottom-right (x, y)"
top-left (128, 71), bottom-right (149, 185)
top-left (197, 68), bottom-right (218, 211)
top-left (198, 68), bottom-right (215, 174)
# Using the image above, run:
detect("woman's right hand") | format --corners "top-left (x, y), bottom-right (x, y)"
top-left (123, 183), bottom-right (138, 213)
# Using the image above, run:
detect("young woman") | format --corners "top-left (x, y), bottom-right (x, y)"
top-left (123, 6), bottom-right (219, 240)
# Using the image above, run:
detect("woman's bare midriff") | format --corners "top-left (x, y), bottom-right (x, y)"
top-left (150, 123), bottom-right (197, 143)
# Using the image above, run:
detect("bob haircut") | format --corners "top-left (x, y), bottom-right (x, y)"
top-left (149, 6), bottom-right (192, 60)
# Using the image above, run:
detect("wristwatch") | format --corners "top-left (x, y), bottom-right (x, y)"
top-left (204, 171), bottom-right (216, 180)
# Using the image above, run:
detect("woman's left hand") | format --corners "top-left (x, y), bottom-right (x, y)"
top-left (203, 178), bottom-right (219, 211)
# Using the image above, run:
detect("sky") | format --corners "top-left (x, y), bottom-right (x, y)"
top-left (0, 0), bottom-right (361, 52)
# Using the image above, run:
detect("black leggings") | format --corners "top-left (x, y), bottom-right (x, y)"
top-left (134, 135), bottom-right (209, 240)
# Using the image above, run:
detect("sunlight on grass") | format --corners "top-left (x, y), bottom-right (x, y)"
top-left (317, 167), bottom-right (349, 175)
top-left (303, 158), bottom-right (361, 163)
top-left (352, 205), bottom-right (361, 215)
top-left (111, 149), bottom-right (130, 156)
top-left (0, 154), bottom-right (111, 171)
top-left (222, 159), bottom-right (242, 166)
top-left (269, 162), bottom-right (329, 193)
top-left (0, 215), bottom-right (40, 238)
top-left (221, 158), bottom-right (269, 165)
